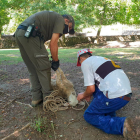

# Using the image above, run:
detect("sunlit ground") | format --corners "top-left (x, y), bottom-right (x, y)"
top-left (82, 23), bottom-right (140, 36)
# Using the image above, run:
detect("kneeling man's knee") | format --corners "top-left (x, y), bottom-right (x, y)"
top-left (84, 111), bottom-right (89, 122)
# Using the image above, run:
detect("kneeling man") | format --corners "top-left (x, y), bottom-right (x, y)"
top-left (77, 49), bottom-right (134, 139)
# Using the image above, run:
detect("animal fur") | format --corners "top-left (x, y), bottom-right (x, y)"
top-left (51, 68), bottom-right (78, 106)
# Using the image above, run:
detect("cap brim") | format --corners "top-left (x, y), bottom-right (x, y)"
top-left (77, 58), bottom-right (81, 66)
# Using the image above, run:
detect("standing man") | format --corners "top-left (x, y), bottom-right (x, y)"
top-left (77, 49), bottom-right (135, 139)
top-left (15, 11), bottom-right (75, 107)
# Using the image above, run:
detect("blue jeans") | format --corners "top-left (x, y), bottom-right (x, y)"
top-left (84, 86), bottom-right (130, 135)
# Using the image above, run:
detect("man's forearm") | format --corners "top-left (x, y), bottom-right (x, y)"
top-left (83, 91), bottom-right (93, 98)
top-left (50, 33), bottom-right (60, 61)
top-left (83, 85), bottom-right (95, 98)
top-left (50, 43), bottom-right (58, 61)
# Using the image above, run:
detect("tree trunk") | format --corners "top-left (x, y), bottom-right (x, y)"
top-left (95, 3), bottom-right (106, 44)
top-left (96, 27), bottom-right (102, 44)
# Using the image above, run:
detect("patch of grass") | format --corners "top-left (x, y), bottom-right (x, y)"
top-left (92, 48), bottom-right (140, 61)
top-left (57, 47), bottom-right (140, 63)
top-left (0, 49), bottom-right (22, 65)
top-left (0, 47), bottom-right (140, 65)
top-left (31, 116), bottom-right (49, 132)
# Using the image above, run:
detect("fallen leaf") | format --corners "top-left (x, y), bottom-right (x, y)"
top-left (2, 110), bottom-right (5, 113)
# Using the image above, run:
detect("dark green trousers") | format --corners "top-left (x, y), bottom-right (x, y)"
top-left (15, 29), bottom-right (52, 101)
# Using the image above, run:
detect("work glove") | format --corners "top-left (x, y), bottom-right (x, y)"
top-left (51, 60), bottom-right (60, 71)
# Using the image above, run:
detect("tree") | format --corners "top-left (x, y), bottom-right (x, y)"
top-left (74, 0), bottom-right (128, 43)
top-left (0, 0), bottom-right (133, 39)
top-left (8, 0), bottom-right (78, 33)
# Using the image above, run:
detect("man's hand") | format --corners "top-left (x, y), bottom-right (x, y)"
top-left (85, 95), bottom-right (92, 102)
top-left (51, 60), bottom-right (59, 71)
top-left (77, 85), bottom-right (95, 102)
top-left (77, 92), bottom-right (92, 102)
top-left (77, 92), bottom-right (84, 101)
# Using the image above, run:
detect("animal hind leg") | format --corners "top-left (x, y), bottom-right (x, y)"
top-left (56, 68), bottom-right (62, 85)
top-left (58, 67), bottom-right (67, 81)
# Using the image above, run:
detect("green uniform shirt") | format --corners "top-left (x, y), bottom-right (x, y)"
top-left (20, 11), bottom-right (65, 41)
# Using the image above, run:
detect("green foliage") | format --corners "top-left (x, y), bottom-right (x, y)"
top-left (74, 0), bottom-right (127, 26)
top-left (114, 1), bottom-right (127, 24)
top-left (126, 1), bottom-right (140, 25)
top-left (1, 0), bottom-right (140, 35)
top-left (32, 117), bottom-right (48, 132)
top-left (0, 0), bottom-right (11, 35)
top-left (8, 0), bottom-right (81, 31)
top-left (115, 0), bottom-right (140, 25)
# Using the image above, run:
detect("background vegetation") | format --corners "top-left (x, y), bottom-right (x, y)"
top-left (1, 0), bottom-right (140, 38)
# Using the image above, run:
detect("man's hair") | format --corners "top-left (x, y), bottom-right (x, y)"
top-left (79, 52), bottom-right (92, 60)
top-left (62, 14), bottom-right (75, 28)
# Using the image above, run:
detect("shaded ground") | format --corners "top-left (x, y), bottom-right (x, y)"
top-left (0, 46), bottom-right (140, 140)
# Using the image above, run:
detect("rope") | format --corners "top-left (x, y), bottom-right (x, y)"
top-left (43, 90), bottom-right (86, 112)
top-left (43, 90), bottom-right (68, 112)
top-left (72, 100), bottom-right (86, 111)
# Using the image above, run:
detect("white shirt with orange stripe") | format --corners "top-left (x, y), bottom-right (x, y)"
top-left (81, 56), bottom-right (132, 99)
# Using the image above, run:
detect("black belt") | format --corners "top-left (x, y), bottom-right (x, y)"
top-left (17, 25), bottom-right (28, 30)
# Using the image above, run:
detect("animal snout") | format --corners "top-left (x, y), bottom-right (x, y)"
top-left (68, 94), bottom-right (78, 106)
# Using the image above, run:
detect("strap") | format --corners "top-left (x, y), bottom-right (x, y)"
top-left (17, 25), bottom-right (28, 30)
top-left (119, 93), bottom-right (132, 101)
top-left (123, 96), bottom-right (131, 101)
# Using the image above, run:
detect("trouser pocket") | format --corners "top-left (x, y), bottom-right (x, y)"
top-left (34, 53), bottom-right (51, 71)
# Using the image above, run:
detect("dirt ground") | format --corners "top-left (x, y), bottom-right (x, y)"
top-left (0, 45), bottom-right (140, 140)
